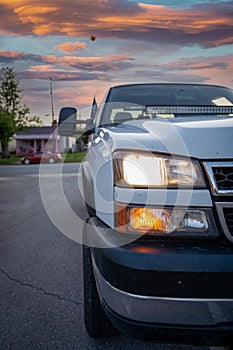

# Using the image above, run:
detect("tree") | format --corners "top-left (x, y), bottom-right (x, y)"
top-left (0, 109), bottom-right (14, 156)
top-left (0, 67), bottom-right (41, 158)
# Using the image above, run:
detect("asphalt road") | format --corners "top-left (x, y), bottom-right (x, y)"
top-left (0, 163), bottom-right (215, 350)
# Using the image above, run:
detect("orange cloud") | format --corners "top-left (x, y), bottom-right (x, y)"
top-left (0, 0), bottom-right (232, 47)
top-left (137, 3), bottom-right (232, 33)
top-left (1, 48), bottom-right (232, 88)
top-left (53, 41), bottom-right (86, 53)
top-left (43, 54), bottom-right (133, 69)
top-left (0, 49), bottom-right (134, 72)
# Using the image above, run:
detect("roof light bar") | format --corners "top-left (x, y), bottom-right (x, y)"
top-left (146, 105), bottom-right (233, 115)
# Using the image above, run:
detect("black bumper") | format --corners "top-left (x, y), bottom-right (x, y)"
top-left (103, 302), bottom-right (233, 346)
top-left (85, 217), bottom-right (233, 345)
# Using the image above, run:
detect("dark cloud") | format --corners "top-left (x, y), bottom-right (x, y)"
top-left (0, 50), bottom-right (43, 63)
top-left (131, 54), bottom-right (233, 84)
top-left (192, 0), bottom-right (233, 15)
top-left (149, 55), bottom-right (233, 72)
top-left (102, 26), bottom-right (233, 49)
top-left (135, 69), bottom-right (208, 83)
top-left (0, 0), bottom-right (232, 48)
top-left (0, 50), bottom-right (134, 73)
top-left (151, 59), bottom-right (229, 71)
top-left (17, 70), bottom-right (107, 81)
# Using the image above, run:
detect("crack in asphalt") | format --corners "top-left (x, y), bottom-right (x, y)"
top-left (6, 207), bottom-right (46, 231)
top-left (0, 267), bottom-right (82, 307)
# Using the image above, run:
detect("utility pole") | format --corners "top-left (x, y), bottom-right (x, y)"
top-left (49, 76), bottom-right (55, 125)
top-left (49, 76), bottom-right (56, 152)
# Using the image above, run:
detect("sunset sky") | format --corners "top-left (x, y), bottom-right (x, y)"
top-left (0, 0), bottom-right (232, 123)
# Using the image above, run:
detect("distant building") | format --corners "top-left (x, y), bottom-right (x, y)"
top-left (15, 126), bottom-right (76, 155)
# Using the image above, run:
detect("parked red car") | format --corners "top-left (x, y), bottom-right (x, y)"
top-left (21, 151), bottom-right (62, 165)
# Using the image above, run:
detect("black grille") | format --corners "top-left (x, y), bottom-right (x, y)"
top-left (224, 208), bottom-right (233, 236)
top-left (212, 167), bottom-right (233, 191)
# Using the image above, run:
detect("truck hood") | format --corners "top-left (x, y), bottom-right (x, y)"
top-left (106, 117), bottom-right (233, 159)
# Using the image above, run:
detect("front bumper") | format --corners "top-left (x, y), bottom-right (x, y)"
top-left (93, 260), bottom-right (233, 326)
top-left (85, 217), bottom-right (233, 345)
top-left (103, 301), bottom-right (233, 346)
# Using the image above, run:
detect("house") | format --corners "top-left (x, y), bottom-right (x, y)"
top-left (15, 126), bottom-right (76, 155)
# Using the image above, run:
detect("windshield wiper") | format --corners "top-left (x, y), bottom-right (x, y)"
top-left (98, 122), bottom-right (121, 128)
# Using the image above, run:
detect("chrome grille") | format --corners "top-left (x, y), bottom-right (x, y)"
top-left (203, 162), bottom-right (233, 195)
top-left (224, 208), bottom-right (233, 236)
top-left (205, 161), bottom-right (233, 243)
top-left (216, 203), bottom-right (233, 243)
top-left (212, 167), bottom-right (233, 191)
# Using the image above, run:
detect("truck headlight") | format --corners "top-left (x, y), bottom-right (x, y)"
top-left (114, 151), bottom-right (205, 188)
top-left (115, 205), bottom-right (218, 238)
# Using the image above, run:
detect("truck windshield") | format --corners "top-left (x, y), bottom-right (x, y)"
top-left (100, 84), bottom-right (233, 125)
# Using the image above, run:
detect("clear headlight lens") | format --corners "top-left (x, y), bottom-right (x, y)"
top-left (114, 151), bottom-right (205, 188)
top-left (115, 204), bottom-right (218, 238)
top-left (129, 208), bottom-right (208, 233)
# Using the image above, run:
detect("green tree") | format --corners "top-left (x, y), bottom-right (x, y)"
top-left (0, 67), bottom-right (41, 158)
top-left (0, 109), bottom-right (15, 156)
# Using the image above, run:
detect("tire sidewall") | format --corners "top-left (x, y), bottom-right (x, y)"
top-left (48, 157), bottom-right (55, 164)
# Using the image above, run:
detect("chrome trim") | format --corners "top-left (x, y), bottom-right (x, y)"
top-left (93, 261), bottom-right (233, 326)
top-left (203, 161), bottom-right (233, 196)
top-left (114, 187), bottom-right (212, 207)
top-left (215, 202), bottom-right (233, 243)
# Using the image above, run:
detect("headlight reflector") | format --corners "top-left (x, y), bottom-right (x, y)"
top-left (114, 151), bottom-right (205, 188)
top-left (115, 205), bottom-right (218, 238)
top-left (129, 208), bottom-right (208, 233)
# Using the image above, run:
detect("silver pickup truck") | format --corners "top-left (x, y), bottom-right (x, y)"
top-left (58, 83), bottom-right (233, 346)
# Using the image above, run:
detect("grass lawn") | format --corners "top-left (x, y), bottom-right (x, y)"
top-left (0, 152), bottom-right (86, 165)
top-left (0, 154), bottom-right (22, 165)
top-left (62, 151), bottom-right (86, 163)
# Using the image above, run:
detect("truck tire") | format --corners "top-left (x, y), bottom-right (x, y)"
top-left (24, 158), bottom-right (30, 165)
top-left (48, 157), bottom-right (55, 164)
top-left (85, 202), bottom-right (96, 217)
top-left (83, 240), bottom-right (118, 338)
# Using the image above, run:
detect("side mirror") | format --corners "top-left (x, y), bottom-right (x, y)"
top-left (58, 107), bottom-right (95, 136)
top-left (58, 107), bottom-right (77, 136)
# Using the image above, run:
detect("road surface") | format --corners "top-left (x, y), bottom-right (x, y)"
top-left (0, 163), bottom-right (217, 350)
